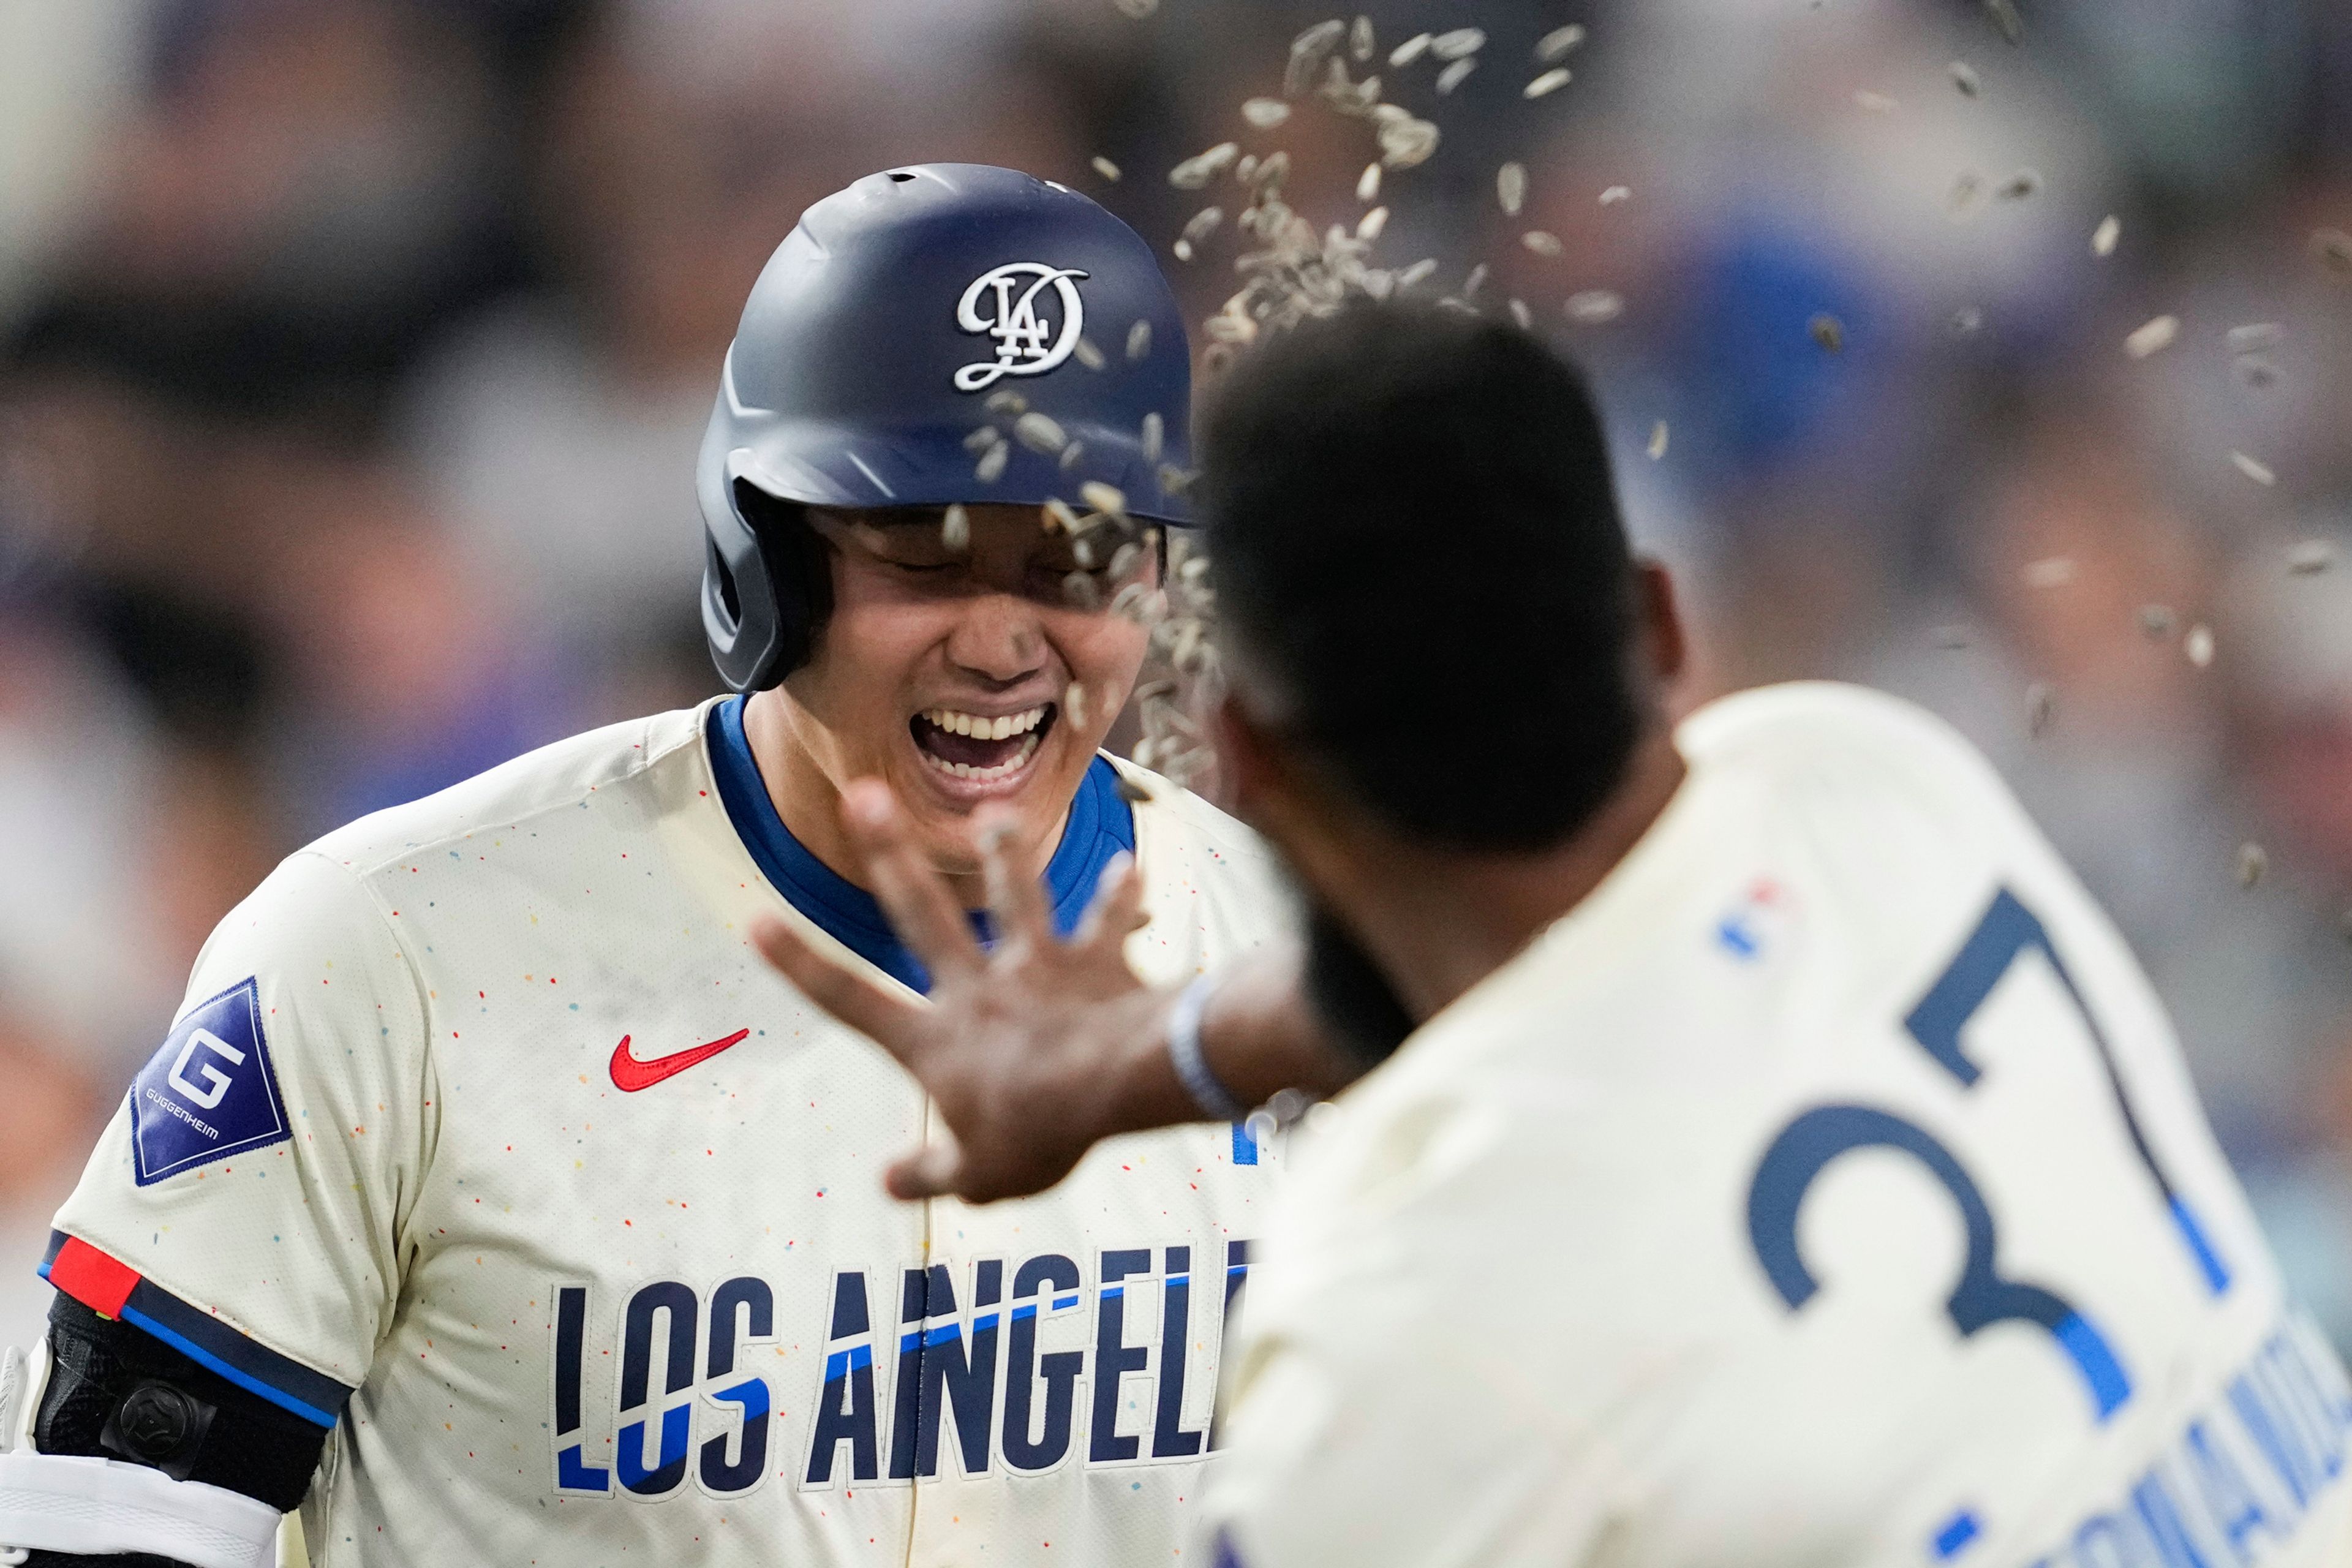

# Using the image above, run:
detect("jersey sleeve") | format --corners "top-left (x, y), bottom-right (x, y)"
top-left (42, 850), bottom-right (434, 1430)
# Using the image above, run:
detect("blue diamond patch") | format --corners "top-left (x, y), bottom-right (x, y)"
top-left (130, 978), bottom-right (290, 1186)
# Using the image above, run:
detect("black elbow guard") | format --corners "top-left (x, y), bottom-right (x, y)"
top-left (19, 1291), bottom-right (330, 1568)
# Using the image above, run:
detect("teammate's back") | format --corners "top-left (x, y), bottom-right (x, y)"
top-left (1213, 682), bottom-right (2352, 1567)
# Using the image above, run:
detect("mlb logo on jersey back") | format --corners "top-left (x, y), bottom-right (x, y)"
top-left (129, 977), bottom-right (290, 1186)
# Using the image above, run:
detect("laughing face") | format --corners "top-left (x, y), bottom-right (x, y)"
top-left (743, 503), bottom-right (1159, 903)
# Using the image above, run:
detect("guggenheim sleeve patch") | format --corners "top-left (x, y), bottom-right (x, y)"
top-left (129, 977), bottom-right (292, 1186)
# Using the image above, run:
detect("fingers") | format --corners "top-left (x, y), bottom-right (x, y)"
top-left (750, 914), bottom-right (929, 1058)
top-left (1073, 850), bottom-right (1147, 947)
top-left (884, 1140), bottom-right (965, 1202)
top-left (839, 780), bottom-right (986, 978)
top-left (975, 806), bottom-right (1053, 950)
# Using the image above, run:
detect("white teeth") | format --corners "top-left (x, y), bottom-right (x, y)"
top-left (920, 706), bottom-right (1046, 739)
top-left (921, 733), bottom-right (1041, 782)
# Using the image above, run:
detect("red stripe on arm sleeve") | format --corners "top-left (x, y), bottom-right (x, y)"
top-left (49, 1237), bottom-right (141, 1319)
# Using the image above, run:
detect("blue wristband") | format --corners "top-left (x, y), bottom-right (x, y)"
top-left (1166, 973), bottom-right (1248, 1123)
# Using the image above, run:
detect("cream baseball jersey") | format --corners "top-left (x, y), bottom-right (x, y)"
top-left (43, 696), bottom-right (1292, 1565)
top-left (1210, 682), bottom-right (2352, 1568)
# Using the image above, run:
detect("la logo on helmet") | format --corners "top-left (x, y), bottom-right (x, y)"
top-left (954, 262), bottom-right (1090, 391)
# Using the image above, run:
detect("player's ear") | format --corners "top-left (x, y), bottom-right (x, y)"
top-left (1634, 558), bottom-right (1688, 690)
top-left (1210, 692), bottom-right (1291, 828)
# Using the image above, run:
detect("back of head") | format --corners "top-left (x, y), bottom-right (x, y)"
top-left (1199, 300), bottom-right (1642, 853)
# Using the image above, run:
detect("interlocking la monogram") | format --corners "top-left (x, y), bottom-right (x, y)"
top-left (954, 262), bottom-right (1090, 392)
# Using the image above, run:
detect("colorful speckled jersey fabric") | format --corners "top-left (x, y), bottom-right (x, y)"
top-left (47, 699), bottom-right (1294, 1566)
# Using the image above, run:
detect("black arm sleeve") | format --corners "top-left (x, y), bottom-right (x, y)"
top-left (22, 1292), bottom-right (329, 1567)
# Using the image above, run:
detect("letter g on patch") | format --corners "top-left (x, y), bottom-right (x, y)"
top-left (130, 978), bottom-right (293, 1185)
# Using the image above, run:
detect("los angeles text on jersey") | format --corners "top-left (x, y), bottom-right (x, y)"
top-left (548, 1240), bottom-right (1253, 1501)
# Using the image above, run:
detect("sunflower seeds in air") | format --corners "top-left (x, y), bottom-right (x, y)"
top-left (2138, 604), bottom-right (2176, 639)
top-left (1073, 337), bottom-right (1106, 371)
top-left (962, 425), bottom-right (1001, 454)
top-left (1286, 20), bottom-right (1347, 97)
top-left (2093, 215), bottom-right (2120, 257)
top-left (1948, 172), bottom-right (1986, 217)
top-left (1041, 499), bottom-right (1082, 535)
top-left (941, 503), bottom-right (970, 551)
top-left (1568, 290), bottom-right (1625, 324)
top-left (1351, 14), bottom-right (1374, 60)
top-left (1141, 411), bottom-right (1164, 464)
top-left (1172, 239), bottom-right (1194, 263)
top-left (1092, 156), bottom-right (1121, 182)
top-left (1242, 99), bottom-right (1292, 130)
top-left (1080, 481), bottom-right (1128, 519)
top-left (1600, 185), bottom-right (1632, 205)
top-left (2185, 623), bottom-right (2215, 668)
top-left (1498, 161), bottom-right (1528, 216)
top-left (1111, 0), bottom-right (1156, 17)
top-left (1059, 441), bottom-right (1085, 471)
top-left (1525, 68), bottom-right (1572, 99)
top-left (985, 390), bottom-right (1028, 416)
top-left (1350, 206), bottom-right (1385, 242)
top-left (1389, 31), bottom-right (1431, 66)
top-left (2125, 315), bottom-right (2179, 359)
top-left (1522, 230), bottom-right (1564, 257)
top-left (2315, 229), bottom-right (2352, 276)
top-left (1509, 298), bottom-right (1532, 328)
top-left (1126, 321), bottom-right (1152, 363)
top-left (1183, 207), bottom-right (1225, 246)
top-left (2023, 556), bottom-right (2075, 589)
top-left (1396, 258), bottom-right (1438, 289)
top-left (1062, 571), bottom-right (1102, 610)
top-left (1951, 306), bottom-right (1985, 336)
top-left (1355, 162), bottom-right (1382, 203)
top-left (1436, 57), bottom-right (1477, 94)
top-left (2027, 683), bottom-right (2056, 739)
top-left (1981, 0), bottom-right (2024, 46)
top-left (1951, 61), bottom-right (1982, 97)
top-left (1109, 542), bottom-right (1143, 582)
top-left (1536, 24), bottom-right (1585, 61)
top-left (1132, 737), bottom-right (1158, 769)
top-left (1997, 168), bottom-right (2043, 200)
top-left (2236, 843), bottom-right (2267, 889)
top-left (1855, 90), bottom-right (1898, 113)
top-left (1016, 412), bottom-right (1068, 453)
top-left (2226, 322), bottom-right (2282, 356)
top-left (1431, 28), bottom-right (1485, 60)
top-left (1169, 142), bottom-right (1240, 189)
top-left (1159, 464), bottom-right (1195, 497)
top-left (1648, 421), bottom-right (1670, 460)
top-left (1064, 683), bottom-right (1089, 729)
top-left (1378, 116), bottom-right (1439, 169)
top-left (1460, 263), bottom-right (1489, 301)
top-left (2230, 451), bottom-right (2276, 487)
top-left (1809, 313), bottom-right (1845, 352)
top-left (975, 440), bottom-right (1009, 483)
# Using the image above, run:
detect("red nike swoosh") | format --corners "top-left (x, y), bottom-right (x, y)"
top-left (610, 1029), bottom-right (753, 1093)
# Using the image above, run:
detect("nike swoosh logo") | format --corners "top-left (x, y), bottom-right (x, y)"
top-left (609, 1029), bottom-right (753, 1093)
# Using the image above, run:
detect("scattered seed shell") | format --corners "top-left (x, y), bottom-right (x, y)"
top-left (1016, 412), bottom-right (1068, 453)
top-left (1286, 20), bottom-right (1347, 96)
top-left (1567, 290), bottom-right (1625, 325)
top-left (2227, 322), bottom-right (2282, 355)
top-left (2185, 624), bottom-right (2215, 668)
top-left (1091, 156), bottom-right (1121, 183)
top-left (1430, 27), bottom-right (1485, 60)
top-left (1357, 205), bottom-right (1389, 241)
top-left (1522, 230), bottom-right (1564, 257)
top-left (1436, 56), bottom-right (1476, 93)
top-left (1059, 440), bottom-right (1085, 471)
top-left (962, 425), bottom-right (1000, 454)
top-left (1351, 14), bottom-right (1374, 61)
top-left (1600, 185), bottom-right (1632, 205)
top-left (2138, 605), bottom-right (2176, 639)
top-left (1951, 61), bottom-right (1982, 97)
top-left (2024, 556), bottom-right (2076, 589)
top-left (2288, 539), bottom-right (2335, 575)
top-left (2093, 215), bottom-right (2120, 257)
top-left (1356, 162), bottom-right (1382, 202)
top-left (2125, 316), bottom-right (2180, 359)
top-left (1141, 411), bottom-right (1164, 464)
top-left (941, 503), bottom-right (970, 551)
top-left (1997, 168), bottom-right (2043, 200)
top-left (2230, 451), bottom-right (2276, 487)
top-left (1389, 32), bottom-right (1431, 66)
top-left (1073, 337), bottom-right (1106, 371)
top-left (1065, 683), bottom-right (1089, 729)
top-left (2237, 843), bottom-right (2267, 889)
top-left (1981, 0), bottom-right (2024, 45)
top-left (1525, 67), bottom-right (1572, 99)
top-left (1169, 142), bottom-right (1240, 190)
top-left (1536, 23), bottom-right (1585, 61)
top-left (1242, 98), bottom-right (1291, 130)
top-left (1855, 90), bottom-right (1898, 113)
top-left (975, 440), bottom-right (1009, 483)
top-left (2314, 229), bottom-right (2352, 277)
top-left (1395, 258), bottom-right (1438, 289)
top-left (984, 390), bottom-right (1028, 416)
top-left (2027, 683), bottom-right (2056, 739)
top-left (1509, 298), bottom-right (1532, 328)
top-left (1809, 313), bottom-right (1846, 352)
top-left (1648, 421), bottom-right (1670, 460)
top-left (1951, 306), bottom-right (1985, 336)
top-left (1498, 162), bottom-right (1527, 216)
top-left (1081, 481), bottom-right (1128, 519)
top-left (1948, 173), bottom-right (1986, 218)
top-left (1183, 206), bottom-right (1225, 246)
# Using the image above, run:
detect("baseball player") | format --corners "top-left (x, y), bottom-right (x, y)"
top-left (753, 301), bottom-right (2352, 1567)
top-left (0, 165), bottom-right (1292, 1567)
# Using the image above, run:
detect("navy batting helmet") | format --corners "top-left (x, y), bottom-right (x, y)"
top-left (696, 163), bottom-right (1194, 693)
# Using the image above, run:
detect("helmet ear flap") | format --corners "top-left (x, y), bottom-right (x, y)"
top-left (699, 478), bottom-right (834, 693)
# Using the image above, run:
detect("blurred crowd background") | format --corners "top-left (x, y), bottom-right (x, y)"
top-left (4, 0), bottom-right (2352, 1357)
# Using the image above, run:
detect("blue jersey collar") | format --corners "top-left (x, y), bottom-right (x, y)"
top-left (706, 695), bottom-right (1134, 995)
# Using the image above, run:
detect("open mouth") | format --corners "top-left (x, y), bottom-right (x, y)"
top-left (910, 703), bottom-right (1058, 783)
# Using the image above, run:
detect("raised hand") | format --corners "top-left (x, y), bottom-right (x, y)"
top-left (750, 780), bottom-right (1193, 1204)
